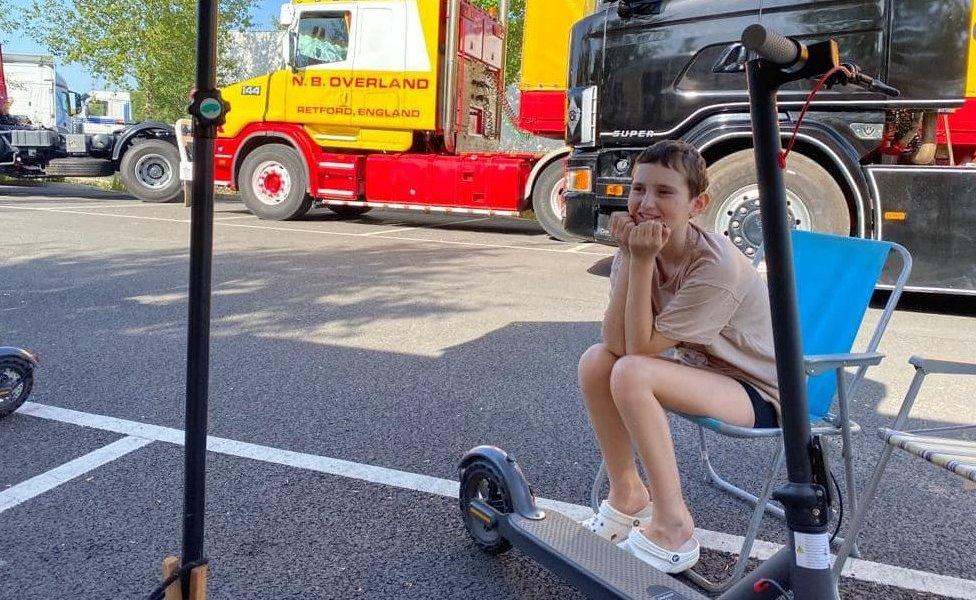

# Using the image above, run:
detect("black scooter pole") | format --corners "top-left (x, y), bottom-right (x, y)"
top-left (719, 26), bottom-right (842, 600)
top-left (748, 57), bottom-right (836, 600)
top-left (181, 0), bottom-right (228, 594)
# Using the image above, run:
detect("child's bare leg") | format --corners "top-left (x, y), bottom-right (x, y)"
top-left (578, 343), bottom-right (651, 515)
top-left (610, 355), bottom-right (755, 551)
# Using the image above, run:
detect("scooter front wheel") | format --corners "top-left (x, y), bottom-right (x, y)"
top-left (0, 356), bottom-right (34, 417)
top-left (459, 459), bottom-right (514, 555)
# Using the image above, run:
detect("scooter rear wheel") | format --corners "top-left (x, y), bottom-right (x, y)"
top-left (459, 459), bottom-right (514, 555)
top-left (0, 356), bottom-right (34, 417)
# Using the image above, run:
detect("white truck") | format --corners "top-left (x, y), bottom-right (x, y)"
top-left (78, 90), bottom-right (133, 135)
top-left (2, 52), bottom-right (76, 132)
top-left (0, 48), bottom-right (181, 202)
top-left (4, 58), bottom-right (132, 134)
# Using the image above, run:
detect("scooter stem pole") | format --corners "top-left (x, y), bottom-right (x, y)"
top-left (747, 61), bottom-right (813, 486)
top-left (181, 0), bottom-right (218, 595)
top-left (740, 58), bottom-right (837, 600)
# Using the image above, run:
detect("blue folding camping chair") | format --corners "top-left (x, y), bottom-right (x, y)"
top-left (589, 230), bottom-right (912, 591)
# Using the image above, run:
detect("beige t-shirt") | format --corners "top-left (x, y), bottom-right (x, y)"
top-left (610, 223), bottom-right (780, 419)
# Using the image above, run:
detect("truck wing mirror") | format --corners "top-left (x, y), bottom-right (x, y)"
top-left (285, 31), bottom-right (298, 72)
top-left (712, 43), bottom-right (748, 73)
top-left (279, 4), bottom-right (295, 26)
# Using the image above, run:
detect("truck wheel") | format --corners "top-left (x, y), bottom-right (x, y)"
top-left (531, 159), bottom-right (579, 242)
top-left (44, 157), bottom-right (114, 177)
top-left (698, 149), bottom-right (850, 260)
top-left (239, 145), bottom-right (312, 220)
top-left (120, 139), bottom-right (182, 203)
top-left (326, 203), bottom-right (372, 218)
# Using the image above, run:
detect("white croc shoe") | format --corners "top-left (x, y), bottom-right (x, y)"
top-left (617, 527), bottom-right (700, 574)
top-left (580, 500), bottom-right (653, 544)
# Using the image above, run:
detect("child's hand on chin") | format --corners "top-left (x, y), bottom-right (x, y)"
top-left (629, 220), bottom-right (671, 259)
top-left (609, 211), bottom-right (637, 252)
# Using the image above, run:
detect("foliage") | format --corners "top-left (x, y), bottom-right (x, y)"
top-left (471, 0), bottom-right (526, 86)
top-left (20, 0), bottom-right (254, 122)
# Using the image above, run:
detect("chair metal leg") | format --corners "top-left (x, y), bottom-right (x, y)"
top-left (836, 369), bottom-right (863, 558)
top-left (833, 445), bottom-right (896, 577)
top-left (697, 426), bottom-right (786, 520)
top-left (833, 368), bottom-right (929, 578)
top-left (697, 426), bottom-right (712, 483)
top-left (591, 459), bottom-right (607, 514)
top-left (685, 444), bottom-right (786, 593)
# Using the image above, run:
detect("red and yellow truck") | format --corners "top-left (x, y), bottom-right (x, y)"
top-left (187, 0), bottom-right (592, 240)
top-left (938, 3), bottom-right (976, 164)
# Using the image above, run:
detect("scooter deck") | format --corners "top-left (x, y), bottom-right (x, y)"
top-left (503, 511), bottom-right (706, 600)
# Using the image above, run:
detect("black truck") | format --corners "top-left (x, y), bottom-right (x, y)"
top-left (563, 0), bottom-right (976, 294)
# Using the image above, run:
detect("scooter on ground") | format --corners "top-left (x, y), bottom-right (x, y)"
top-left (458, 24), bottom-right (900, 600)
top-left (0, 346), bottom-right (38, 418)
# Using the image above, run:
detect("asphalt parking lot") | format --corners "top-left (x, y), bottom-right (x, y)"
top-left (1, 182), bottom-right (974, 599)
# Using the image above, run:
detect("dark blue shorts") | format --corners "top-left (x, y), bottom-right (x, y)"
top-left (737, 379), bottom-right (779, 429)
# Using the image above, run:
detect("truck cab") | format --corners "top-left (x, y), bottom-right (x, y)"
top-left (80, 91), bottom-right (134, 135)
top-left (219, 0), bottom-right (483, 153)
top-left (2, 53), bottom-right (74, 131)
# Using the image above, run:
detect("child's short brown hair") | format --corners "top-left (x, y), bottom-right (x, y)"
top-left (633, 140), bottom-right (709, 197)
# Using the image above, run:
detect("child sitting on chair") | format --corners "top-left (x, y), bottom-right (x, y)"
top-left (578, 140), bottom-right (780, 573)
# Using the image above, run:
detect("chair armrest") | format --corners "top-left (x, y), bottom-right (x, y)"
top-left (804, 352), bottom-right (884, 376)
top-left (909, 356), bottom-right (976, 376)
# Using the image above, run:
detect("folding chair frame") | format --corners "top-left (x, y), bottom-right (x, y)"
top-left (589, 241), bottom-right (912, 593)
top-left (833, 355), bottom-right (976, 576)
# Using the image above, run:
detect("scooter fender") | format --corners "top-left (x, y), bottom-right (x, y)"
top-left (0, 347), bottom-right (39, 366)
top-left (459, 445), bottom-right (545, 520)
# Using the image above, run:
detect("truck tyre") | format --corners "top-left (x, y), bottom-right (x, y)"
top-left (239, 145), bottom-right (312, 220)
top-left (531, 159), bottom-right (579, 242)
top-left (44, 157), bottom-right (114, 177)
top-left (119, 139), bottom-right (182, 203)
top-left (326, 203), bottom-right (372, 218)
top-left (698, 149), bottom-right (850, 259)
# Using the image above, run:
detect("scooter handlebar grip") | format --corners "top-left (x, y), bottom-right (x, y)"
top-left (741, 24), bottom-right (801, 66)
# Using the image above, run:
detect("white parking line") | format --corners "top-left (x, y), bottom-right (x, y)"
top-left (0, 203), bottom-right (148, 210)
top-left (0, 436), bottom-right (153, 514)
top-left (16, 401), bottom-right (976, 599)
top-left (360, 217), bottom-right (493, 237)
top-left (65, 203), bottom-right (168, 209)
top-left (360, 222), bottom-right (411, 235)
top-left (0, 205), bottom-right (189, 223)
top-left (432, 216), bottom-right (492, 227)
top-left (213, 215), bottom-right (256, 221)
top-left (0, 204), bottom-right (612, 256)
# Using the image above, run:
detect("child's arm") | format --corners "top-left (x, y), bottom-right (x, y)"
top-left (601, 213), bottom-right (634, 357)
top-left (625, 221), bottom-right (678, 356)
top-left (602, 254), bottom-right (630, 357)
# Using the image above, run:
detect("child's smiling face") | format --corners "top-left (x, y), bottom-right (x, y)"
top-left (628, 163), bottom-right (703, 231)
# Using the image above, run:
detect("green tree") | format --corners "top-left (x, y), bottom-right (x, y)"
top-left (472, 0), bottom-right (525, 86)
top-left (0, 4), bottom-right (13, 40)
top-left (21, 0), bottom-right (254, 123)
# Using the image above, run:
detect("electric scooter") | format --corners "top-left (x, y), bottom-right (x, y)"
top-left (459, 24), bottom-right (900, 600)
top-left (0, 346), bottom-right (38, 418)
